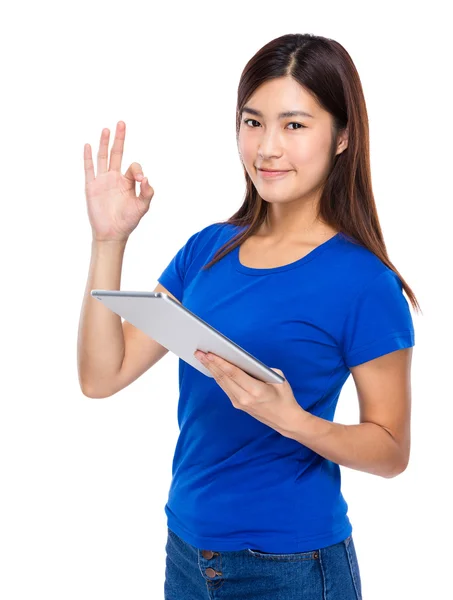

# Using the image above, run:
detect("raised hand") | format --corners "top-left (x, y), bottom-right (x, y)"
top-left (84, 121), bottom-right (154, 242)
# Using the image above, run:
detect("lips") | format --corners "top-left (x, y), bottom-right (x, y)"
top-left (257, 169), bottom-right (291, 179)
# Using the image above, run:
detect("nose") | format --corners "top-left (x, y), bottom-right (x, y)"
top-left (257, 130), bottom-right (284, 162)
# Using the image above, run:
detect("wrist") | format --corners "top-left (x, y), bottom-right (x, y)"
top-left (92, 237), bottom-right (128, 246)
top-left (281, 404), bottom-right (311, 439)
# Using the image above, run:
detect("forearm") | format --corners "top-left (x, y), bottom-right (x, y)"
top-left (77, 239), bottom-right (128, 395)
top-left (282, 408), bottom-right (407, 478)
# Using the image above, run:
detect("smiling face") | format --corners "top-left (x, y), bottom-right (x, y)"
top-left (237, 76), bottom-right (348, 210)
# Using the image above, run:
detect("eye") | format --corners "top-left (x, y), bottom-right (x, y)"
top-left (242, 118), bottom-right (305, 130)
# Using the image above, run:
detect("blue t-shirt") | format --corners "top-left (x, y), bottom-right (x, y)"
top-left (157, 222), bottom-right (415, 552)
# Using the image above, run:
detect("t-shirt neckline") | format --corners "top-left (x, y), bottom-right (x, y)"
top-left (230, 231), bottom-right (342, 276)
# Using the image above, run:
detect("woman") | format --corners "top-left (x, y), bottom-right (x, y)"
top-left (79, 33), bottom-right (420, 600)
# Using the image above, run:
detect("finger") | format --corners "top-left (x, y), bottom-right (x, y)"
top-left (206, 353), bottom-right (262, 396)
top-left (108, 121), bottom-right (126, 172)
top-left (97, 127), bottom-right (110, 176)
top-left (124, 162), bottom-right (144, 186)
top-left (201, 356), bottom-right (243, 405)
top-left (84, 143), bottom-right (95, 187)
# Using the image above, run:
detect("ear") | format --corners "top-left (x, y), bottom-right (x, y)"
top-left (336, 127), bottom-right (349, 155)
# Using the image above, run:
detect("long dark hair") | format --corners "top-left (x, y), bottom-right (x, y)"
top-left (201, 33), bottom-right (421, 315)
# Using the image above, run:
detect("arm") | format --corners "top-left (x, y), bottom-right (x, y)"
top-left (78, 244), bottom-right (176, 397)
top-left (282, 347), bottom-right (413, 478)
top-left (77, 237), bottom-right (175, 398)
top-left (77, 239), bottom-right (128, 395)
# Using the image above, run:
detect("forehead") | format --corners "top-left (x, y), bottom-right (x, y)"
top-left (243, 77), bottom-right (321, 118)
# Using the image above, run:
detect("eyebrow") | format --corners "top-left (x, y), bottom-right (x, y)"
top-left (241, 106), bottom-right (315, 119)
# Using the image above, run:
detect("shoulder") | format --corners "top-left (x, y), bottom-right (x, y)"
top-left (190, 221), bottom-right (243, 252)
top-left (185, 221), bottom-right (232, 252)
top-left (176, 221), bottom-right (237, 270)
top-left (335, 233), bottom-right (401, 296)
top-left (189, 221), bottom-right (235, 241)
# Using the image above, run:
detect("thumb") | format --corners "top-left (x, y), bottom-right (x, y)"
top-left (270, 367), bottom-right (287, 385)
top-left (137, 175), bottom-right (154, 205)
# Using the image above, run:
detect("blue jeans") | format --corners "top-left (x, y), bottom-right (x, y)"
top-left (164, 527), bottom-right (362, 599)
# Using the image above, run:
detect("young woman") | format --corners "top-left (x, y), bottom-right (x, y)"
top-left (79, 32), bottom-right (420, 600)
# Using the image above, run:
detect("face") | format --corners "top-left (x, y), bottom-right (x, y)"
top-left (237, 76), bottom-right (348, 205)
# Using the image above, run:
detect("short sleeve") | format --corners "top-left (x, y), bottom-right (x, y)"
top-left (340, 269), bottom-right (415, 368)
top-left (156, 229), bottom-right (202, 302)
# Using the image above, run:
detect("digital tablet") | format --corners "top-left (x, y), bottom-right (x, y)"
top-left (90, 290), bottom-right (285, 384)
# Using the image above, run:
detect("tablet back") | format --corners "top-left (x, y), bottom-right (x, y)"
top-left (90, 290), bottom-right (284, 384)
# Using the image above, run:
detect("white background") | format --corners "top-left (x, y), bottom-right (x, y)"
top-left (1, 1), bottom-right (451, 598)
